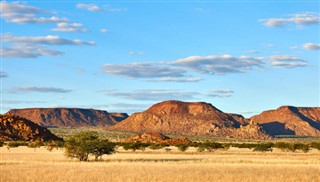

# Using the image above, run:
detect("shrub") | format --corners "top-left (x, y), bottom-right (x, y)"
top-left (0, 140), bottom-right (4, 147)
top-left (64, 131), bottom-right (116, 161)
top-left (253, 143), bottom-right (273, 152)
top-left (149, 143), bottom-right (165, 150)
top-left (292, 143), bottom-right (310, 153)
top-left (8, 141), bottom-right (28, 148)
top-left (310, 142), bottom-right (320, 150)
top-left (274, 142), bottom-right (292, 152)
top-left (122, 142), bottom-right (150, 151)
top-left (165, 148), bottom-right (172, 152)
top-left (176, 144), bottom-right (189, 152)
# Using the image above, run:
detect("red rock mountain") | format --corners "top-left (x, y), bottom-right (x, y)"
top-left (0, 114), bottom-right (62, 141)
top-left (125, 132), bottom-right (192, 145)
top-left (250, 106), bottom-right (320, 136)
top-left (113, 100), bottom-right (270, 139)
top-left (7, 108), bottom-right (128, 128)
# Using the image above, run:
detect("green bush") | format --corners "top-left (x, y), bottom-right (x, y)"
top-left (176, 144), bottom-right (189, 152)
top-left (274, 142), bottom-right (292, 152)
top-left (149, 143), bottom-right (165, 150)
top-left (310, 142), bottom-right (320, 150)
top-left (253, 143), bottom-right (273, 152)
top-left (8, 141), bottom-right (28, 148)
top-left (64, 131), bottom-right (116, 161)
top-left (122, 142), bottom-right (150, 151)
top-left (0, 140), bottom-right (4, 147)
top-left (292, 143), bottom-right (310, 153)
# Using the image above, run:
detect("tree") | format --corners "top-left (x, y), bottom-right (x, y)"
top-left (64, 131), bottom-right (116, 161)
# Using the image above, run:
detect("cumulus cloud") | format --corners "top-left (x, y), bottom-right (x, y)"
top-left (0, 45), bottom-right (63, 58)
top-left (76, 3), bottom-right (126, 12)
top-left (2, 33), bottom-right (95, 46)
top-left (0, 71), bottom-right (8, 78)
top-left (106, 89), bottom-right (199, 101)
top-left (260, 12), bottom-right (320, 27)
top-left (102, 63), bottom-right (187, 78)
top-left (0, 1), bottom-right (68, 24)
top-left (172, 54), bottom-right (264, 74)
top-left (270, 55), bottom-right (308, 68)
top-left (303, 43), bottom-right (320, 50)
top-left (52, 23), bottom-right (89, 32)
top-left (206, 89), bottom-right (234, 98)
top-left (14, 86), bottom-right (72, 93)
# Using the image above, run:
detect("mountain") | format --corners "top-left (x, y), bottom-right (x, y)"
top-left (0, 114), bottom-right (62, 141)
top-left (125, 132), bottom-right (192, 145)
top-left (250, 106), bottom-right (320, 136)
top-left (113, 100), bottom-right (271, 139)
top-left (7, 108), bottom-right (128, 128)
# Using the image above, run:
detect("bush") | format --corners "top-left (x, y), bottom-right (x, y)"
top-left (274, 142), bottom-right (292, 152)
top-left (292, 143), bottom-right (310, 153)
top-left (253, 143), bottom-right (273, 152)
top-left (310, 142), bottom-right (320, 150)
top-left (64, 131), bottom-right (116, 161)
top-left (8, 141), bottom-right (28, 148)
top-left (46, 140), bottom-right (65, 151)
top-left (122, 142), bottom-right (150, 151)
top-left (149, 143), bottom-right (165, 150)
top-left (0, 140), bottom-right (4, 147)
top-left (176, 144), bottom-right (189, 152)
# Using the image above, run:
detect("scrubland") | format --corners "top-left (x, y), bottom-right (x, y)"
top-left (1, 146), bottom-right (320, 182)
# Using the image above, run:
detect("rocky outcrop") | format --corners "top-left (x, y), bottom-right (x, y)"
top-left (7, 108), bottom-right (128, 128)
top-left (125, 132), bottom-right (192, 145)
top-left (0, 114), bottom-right (62, 141)
top-left (113, 100), bottom-right (270, 139)
top-left (251, 106), bottom-right (320, 136)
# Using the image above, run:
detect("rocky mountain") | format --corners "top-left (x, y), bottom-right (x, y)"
top-left (7, 108), bottom-right (128, 128)
top-left (251, 106), bottom-right (320, 136)
top-left (0, 114), bottom-right (62, 141)
top-left (113, 100), bottom-right (271, 139)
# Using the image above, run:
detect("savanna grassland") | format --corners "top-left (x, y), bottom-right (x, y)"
top-left (1, 145), bottom-right (320, 182)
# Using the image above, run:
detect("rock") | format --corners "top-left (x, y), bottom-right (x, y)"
top-left (113, 100), bottom-right (269, 139)
top-left (125, 132), bottom-right (192, 145)
top-left (0, 114), bottom-right (62, 141)
top-left (7, 108), bottom-right (128, 128)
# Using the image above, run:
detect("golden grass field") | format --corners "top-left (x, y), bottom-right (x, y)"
top-left (1, 146), bottom-right (320, 182)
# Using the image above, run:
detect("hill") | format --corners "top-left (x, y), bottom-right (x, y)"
top-left (251, 106), bottom-right (320, 136)
top-left (0, 114), bottom-right (62, 141)
top-left (7, 108), bottom-right (128, 128)
top-left (113, 100), bottom-right (271, 139)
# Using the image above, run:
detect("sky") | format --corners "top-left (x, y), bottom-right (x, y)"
top-left (1, 0), bottom-right (319, 117)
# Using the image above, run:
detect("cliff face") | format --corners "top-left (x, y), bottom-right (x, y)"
top-left (7, 108), bottom-right (128, 128)
top-left (0, 114), bottom-right (62, 141)
top-left (250, 106), bottom-right (320, 136)
top-left (113, 100), bottom-right (270, 139)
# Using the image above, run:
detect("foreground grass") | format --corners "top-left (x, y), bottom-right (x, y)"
top-left (1, 147), bottom-right (320, 182)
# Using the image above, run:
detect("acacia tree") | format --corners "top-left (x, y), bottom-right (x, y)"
top-left (64, 131), bottom-right (115, 161)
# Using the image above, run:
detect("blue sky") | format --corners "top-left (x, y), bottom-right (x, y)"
top-left (1, 1), bottom-right (319, 117)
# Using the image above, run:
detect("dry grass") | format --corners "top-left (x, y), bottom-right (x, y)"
top-left (1, 146), bottom-right (320, 182)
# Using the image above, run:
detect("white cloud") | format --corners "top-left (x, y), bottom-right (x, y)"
top-left (102, 63), bottom-right (187, 78)
top-left (172, 54), bottom-right (264, 74)
top-left (260, 12), bottom-right (320, 27)
top-left (247, 50), bottom-right (260, 54)
top-left (52, 23), bottom-right (89, 32)
top-left (2, 33), bottom-right (95, 45)
top-left (76, 3), bottom-right (126, 12)
top-left (148, 77), bottom-right (203, 82)
top-left (206, 89), bottom-right (234, 98)
top-left (14, 86), bottom-right (72, 93)
top-left (270, 55), bottom-right (308, 68)
top-left (129, 51), bottom-right (145, 55)
top-left (261, 43), bottom-right (273, 48)
top-left (0, 71), bottom-right (8, 78)
top-left (0, 1), bottom-right (68, 24)
top-left (303, 43), bottom-right (320, 50)
top-left (0, 45), bottom-right (63, 58)
top-left (106, 89), bottom-right (199, 101)
top-left (100, 29), bottom-right (108, 33)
